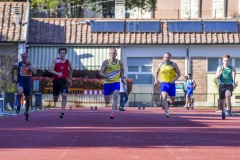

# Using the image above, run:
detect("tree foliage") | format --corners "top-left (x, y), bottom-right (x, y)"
top-left (1, 0), bottom-right (157, 18)
top-left (30, 0), bottom-right (157, 18)
top-left (0, 54), bottom-right (18, 93)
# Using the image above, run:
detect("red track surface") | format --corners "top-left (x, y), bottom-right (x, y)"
top-left (0, 107), bottom-right (240, 160)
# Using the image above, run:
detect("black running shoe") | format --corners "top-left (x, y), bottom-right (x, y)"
top-left (16, 106), bottom-right (21, 114)
top-left (24, 112), bottom-right (29, 121)
top-left (59, 112), bottom-right (64, 119)
top-left (222, 112), bottom-right (225, 120)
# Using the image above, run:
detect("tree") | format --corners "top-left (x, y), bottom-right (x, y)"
top-left (2, 0), bottom-right (157, 18)
top-left (29, 0), bottom-right (157, 18)
top-left (0, 54), bottom-right (18, 93)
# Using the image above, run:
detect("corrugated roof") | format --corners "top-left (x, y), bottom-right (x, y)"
top-left (0, 2), bottom-right (29, 42)
top-left (28, 18), bottom-right (240, 45)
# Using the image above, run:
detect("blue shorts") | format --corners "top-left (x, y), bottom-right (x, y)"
top-left (160, 82), bottom-right (176, 97)
top-left (104, 82), bottom-right (120, 96)
top-left (186, 88), bottom-right (193, 97)
top-left (17, 81), bottom-right (31, 96)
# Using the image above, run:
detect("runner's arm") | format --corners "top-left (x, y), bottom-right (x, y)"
top-left (68, 61), bottom-right (73, 79)
top-left (171, 63), bottom-right (181, 83)
top-left (154, 64), bottom-right (161, 85)
top-left (215, 66), bottom-right (224, 79)
top-left (99, 60), bottom-right (108, 79)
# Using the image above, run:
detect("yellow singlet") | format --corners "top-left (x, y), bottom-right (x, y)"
top-left (160, 62), bottom-right (176, 83)
top-left (104, 59), bottom-right (121, 84)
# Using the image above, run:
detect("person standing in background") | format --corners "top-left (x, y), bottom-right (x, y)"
top-left (119, 74), bottom-right (128, 111)
top-left (184, 73), bottom-right (197, 109)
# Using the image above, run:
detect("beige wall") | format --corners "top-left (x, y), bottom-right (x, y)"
top-left (154, 0), bottom-right (181, 18)
top-left (227, 0), bottom-right (239, 17)
top-left (201, 0), bottom-right (213, 18)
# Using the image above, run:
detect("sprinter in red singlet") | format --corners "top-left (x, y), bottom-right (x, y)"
top-left (50, 48), bottom-right (73, 119)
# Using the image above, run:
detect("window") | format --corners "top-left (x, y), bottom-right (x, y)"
top-left (235, 59), bottom-right (240, 72)
top-left (208, 58), bottom-right (218, 72)
top-left (208, 57), bottom-right (236, 72)
top-left (127, 57), bottom-right (153, 84)
top-left (128, 66), bottom-right (138, 72)
top-left (142, 66), bottom-right (152, 72)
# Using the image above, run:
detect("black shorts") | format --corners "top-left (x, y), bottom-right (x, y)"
top-left (219, 84), bottom-right (233, 99)
top-left (53, 78), bottom-right (68, 96)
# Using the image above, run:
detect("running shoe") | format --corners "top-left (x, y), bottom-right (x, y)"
top-left (59, 112), bottom-right (64, 119)
top-left (222, 112), bottom-right (225, 120)
top-left (119, 107), bottom-right (125, 111)
top-left (191, 103), bottom-right (194, 110)
top-left (184, 105), bottom-right (189, 110)
top-left (24, 112), bottom-right (29, 121)
top-left (166, 112), bottom-right (170, 118)
top-left (16, 106), bottom-right (21, 114)
top-left (110, 113), bottom-right (115, 119)
top-left (227, 110), bottom-right (232, 116)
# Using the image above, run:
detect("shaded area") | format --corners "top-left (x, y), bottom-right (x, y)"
top-left (0, 108), bottom-right (240, 149)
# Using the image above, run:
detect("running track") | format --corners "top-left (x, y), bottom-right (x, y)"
top-left (0, 107), bottom-right (240, 160)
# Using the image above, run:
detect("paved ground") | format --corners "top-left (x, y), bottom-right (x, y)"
top-left (0, 107), bottom-right (240, 160)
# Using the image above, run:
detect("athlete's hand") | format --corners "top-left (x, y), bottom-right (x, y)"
top-left (68, 79), bottom-right (72, 86)
top-left (104, 74), bottom-right (110, 80)
top-left (232, 82), bottom-right (236, 88)
top-left (25, 60), bottom-right (31, 66)
top-left (170, 80), bottom-right (175, 84)
top-left (57, 72), bottom-right (63, 78)
top-left (154, 80), bottom-right (160, 85)
top-left (221, 66), bottom-right (225, 72)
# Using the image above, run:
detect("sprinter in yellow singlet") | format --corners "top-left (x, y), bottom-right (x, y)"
top-left (99, 48), bottom-right (124, 119)
top-left (154, 52), bottom-right (181, 118)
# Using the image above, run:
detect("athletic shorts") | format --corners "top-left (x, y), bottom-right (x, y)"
top-left (186, 88), bottom-right (193, 97)
top-left (160, 82), bottom-right (176, 97)
top-left (17, 81), bottom-right (31, 96)
top-left (53, 78), bottom-right (68, 96)
top-left (104, 82), bottom-right (120, 96)
top-left (219, 84), bottom-right (233, 99)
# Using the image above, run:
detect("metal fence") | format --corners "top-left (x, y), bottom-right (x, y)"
top-left (41, 88), bottom-right (240, 107)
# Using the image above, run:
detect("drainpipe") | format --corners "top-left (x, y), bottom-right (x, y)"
top-left (24, 2), bottom-right (30, 53)
top-left (186, 45), bottom-right (190, 75)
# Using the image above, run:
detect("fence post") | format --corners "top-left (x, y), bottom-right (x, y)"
top-left (214, 93), bottom-right (215, 107)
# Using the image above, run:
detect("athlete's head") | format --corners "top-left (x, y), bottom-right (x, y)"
top-left (58, 47), bottom-right (67, 60)
top-left (163, 52), bottom-right (171, 64)
top-left (222, 54), bottom-right (230, 66)
top-left (187, 73), bottom-right (192, 79)
top-left (21, 52), bottom-right (29, 63)
top-left (185, 75), bottom-right (188, 80)
top-left (109, 48), bottom-right (117, 61)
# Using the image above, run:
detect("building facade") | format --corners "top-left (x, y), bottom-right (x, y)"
top-left (27, 19), bottom-right (240, 106)
top-left (155, 0), bottom-right (240, 19)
